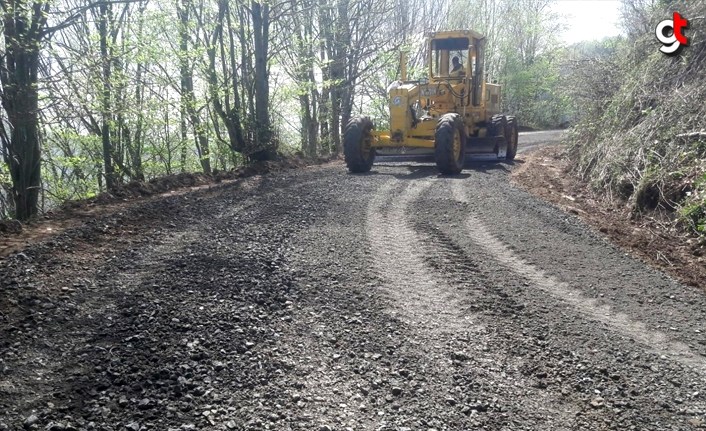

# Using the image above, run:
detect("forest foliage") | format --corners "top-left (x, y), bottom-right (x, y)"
top-left (0, 0), bottom-right (570, 219)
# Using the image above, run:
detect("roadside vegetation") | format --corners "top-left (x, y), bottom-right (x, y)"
top-left (564, 0), bottom-right (706, 240)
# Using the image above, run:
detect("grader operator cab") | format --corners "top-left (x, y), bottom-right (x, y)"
top-left (344, 30), bottom-right (518, 174)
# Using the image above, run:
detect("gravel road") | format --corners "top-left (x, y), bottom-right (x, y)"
top-left (2, 131), bottom-right (706, 430)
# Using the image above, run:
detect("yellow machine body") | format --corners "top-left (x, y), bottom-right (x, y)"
top-left (373, 30), bottom-right (503, 155)
top-left (343, 29), bottom-right (518, 174)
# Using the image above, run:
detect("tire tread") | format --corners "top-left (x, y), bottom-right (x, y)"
top-left (344, 116), bottom-right (375, 173)
top-left (434, 113), bottom-right (465, 175)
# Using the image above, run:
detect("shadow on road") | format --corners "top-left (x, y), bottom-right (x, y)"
top-left (350, 160), bottom-right (516, 179)
top-left (465, 160), bottom-right (515, 174)
top-left (354, 165), bottom-right (472, 180)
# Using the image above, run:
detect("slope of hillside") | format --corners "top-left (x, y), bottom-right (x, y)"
top-left (566, 1), bottom-right (706, 239)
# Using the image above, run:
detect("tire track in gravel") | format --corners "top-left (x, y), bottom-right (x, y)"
top-left (276, 173), bottom-right (492, 431)
top-left (362, 176), bottom-right (578, 428)
top-left (363, 179), bottom-right (494, 428)
top-left (408, 205), bottom-right (581, 429)
top-left (412, 177), bottom-right (706, 429)
top-left (450, 181), bottom-right (706, 376)
top-left (366, 180), bottom-right (472, 334)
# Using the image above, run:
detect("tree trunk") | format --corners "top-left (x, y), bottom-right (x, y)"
top-left (177, 0), bottom-right (211, 174)
top-left (299, 93), bottom-right (312, 155)
top-left (340, 85), bottom-right (354, 134)
top-left (99, 2), bottom-right (117, 190)
top-left (132, 61), bottom-right (145, 181)
top-left (180, 105), bottom-right (188, 172)
top-left (131, 2), bottom-right (147, 181)
top-left (5, 95), bottom-right (41, 220)
top-left (0, 1), bottom-right (48, 220)
top-left (330, 0), bottom-right (350, 155)
top-left (293, 3), bottom-right (318, 157)
top-left (250, 1), bottom-right (275, 161)
top-left (207, 0), bottom-right (247, 155)
top-left (225, 0), bottom-right (246, 149)
top-left (308, 88), bottom-right (319, 157)
top-left (317, 0), bottom-right (332, 155)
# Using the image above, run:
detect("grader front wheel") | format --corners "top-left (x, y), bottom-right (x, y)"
top-left (434, 113), bottom-right (466, 175)
top-left (344, 116), bottom-right (376, 173)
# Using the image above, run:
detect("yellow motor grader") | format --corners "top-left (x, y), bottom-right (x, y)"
top-left (344, 30), bottom-right (518, 174)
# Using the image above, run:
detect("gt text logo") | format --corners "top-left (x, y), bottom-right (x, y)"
top-left (655, 12), bottom-right (689, 55)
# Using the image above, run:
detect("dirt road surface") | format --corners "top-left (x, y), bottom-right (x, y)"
top-left (2, 131), bottom-right (706, 430)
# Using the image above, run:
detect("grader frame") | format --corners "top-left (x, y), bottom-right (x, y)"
top-left (344, 30), bottom-right (518, 174)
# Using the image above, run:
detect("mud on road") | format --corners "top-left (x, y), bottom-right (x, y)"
top-left (2, 132), bottom-right (706, 430)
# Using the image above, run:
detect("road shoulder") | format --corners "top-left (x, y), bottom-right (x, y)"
top-left (512, 144), bottom-right (706, 290)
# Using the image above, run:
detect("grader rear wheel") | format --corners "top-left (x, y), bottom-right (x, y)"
top-left (505, 116), bottom-right (519, 160)
top-left (434, 113), bottom-right (466, 175)
top-left (488, 114), bottom-right (507, 137)
top-left (344, 116), bottom-right (376, 173)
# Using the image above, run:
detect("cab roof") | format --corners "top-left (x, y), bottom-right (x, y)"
top-left (427, 30), bottom-right (485, 41)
